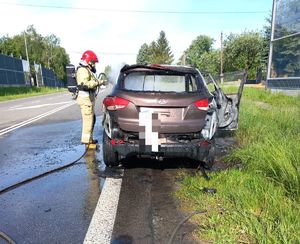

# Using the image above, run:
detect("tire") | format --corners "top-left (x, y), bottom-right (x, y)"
top-left (202, 139), bottom-right (215, 169)
top-left (102, 130), bottom-right (119, 167)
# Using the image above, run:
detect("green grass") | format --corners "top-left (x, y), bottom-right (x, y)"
top-left (0, 87), bottom-right (67, 102)
top-left (176, 88), bottom-right (300, 243)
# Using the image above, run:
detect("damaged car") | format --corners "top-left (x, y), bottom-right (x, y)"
top-left (102, 64), bottom-right (245, 168)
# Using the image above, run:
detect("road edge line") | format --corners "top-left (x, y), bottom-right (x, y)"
top-left (84, 176), bottom-right (122, 244)
top-left (0, 102), bottom-right (75, 135)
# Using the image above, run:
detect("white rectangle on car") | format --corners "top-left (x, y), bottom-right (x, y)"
top-left (139, 108), bottom-right (159, 152)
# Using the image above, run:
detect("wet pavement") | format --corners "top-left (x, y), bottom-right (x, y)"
top-left (111, 161), bottom-right (199, 244)
top-left (0, 91), bottom-right (111, 243)
top-left (0, 116), bottom-right (106, 243)
top-left (0, 159), bottom-right (103, 244)
top-left (0, 117), bottom-right (105, 191)
top-left (0, 123), bottom-right (235, 243)
top-left (111, 134), bottom-right (236, 244)
top-left (0, 90), bottom-right (237, 244)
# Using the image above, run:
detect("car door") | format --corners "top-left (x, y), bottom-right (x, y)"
top-left (206, 72), bottom-right (247, 130)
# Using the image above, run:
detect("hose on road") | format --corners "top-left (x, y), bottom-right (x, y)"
top-left (167, 207), bottom-right (223, 244)
top-left (0, 230), bottom-right (16, 244)
top-left (0, 143), bottom-right (91, 196)
top-left (167, 209), bottom-right (207, 244)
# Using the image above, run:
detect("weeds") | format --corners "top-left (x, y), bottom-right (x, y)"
top-left (176, 87), bottom-right (300, 242)
top-left (231, 88), bottom-right (300, 199)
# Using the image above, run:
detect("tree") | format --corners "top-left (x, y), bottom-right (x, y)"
top-left (43, 34), bottom-right (60, 68)
top-left (148, 41), bottom-right (157, 64)
top-left (185, 35), bottom-right (214, 67)
top-left (135, 31), bottom-right (174, 65)
top-left (151, 31), bottom-right (174, 64)
top-left (261, 14), bottom-right (272, 67)
top-left (196, 50), bottom-right (221, 75)
top-left (223, 31), bottom-right (264, 79)
top-left (184, 35), bottom-right (219, 74)
top-left (0, 34), bottom-right (24, 58)
top-left (50, 46), bottom-right (69, 81)
top-left (136, 43), bottom-right (150, 65)
top-left (0, 25), bottom-right (70, 81)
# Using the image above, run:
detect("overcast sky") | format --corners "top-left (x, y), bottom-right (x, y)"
top-left (0, 0), bottom-right (273, 72)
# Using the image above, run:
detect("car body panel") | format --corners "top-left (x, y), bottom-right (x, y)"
top-left (112, 92), bottom-right (209, 133)
top-left (207, 73), bottom-right (246, 130)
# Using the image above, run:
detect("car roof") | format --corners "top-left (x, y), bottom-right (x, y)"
top-left (120, 64), bottom-right (199, 75)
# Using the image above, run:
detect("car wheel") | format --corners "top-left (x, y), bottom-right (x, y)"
top-left (202, 139), bottom-right (215, 169)
top-left (102, 130), bottom-right (119, 167)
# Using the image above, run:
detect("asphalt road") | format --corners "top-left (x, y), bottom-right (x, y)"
top-left (0, 93), bottom-right (75, 131)
top-left (0, 87), bottom-right (235, 244)
top-left (111, 161), bottom-right (199, 244)
top-left (0, 89), bottom-right (110, 244)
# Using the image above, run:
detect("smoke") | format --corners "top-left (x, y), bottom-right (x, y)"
top-left (107, 62), bottom-right (127, 85)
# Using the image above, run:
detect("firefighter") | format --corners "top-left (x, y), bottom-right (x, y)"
top-left (76, 50), bottom-right (103, 144)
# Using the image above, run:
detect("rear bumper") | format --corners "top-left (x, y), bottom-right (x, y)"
top-left (111, 140), bottom-right (211, 161)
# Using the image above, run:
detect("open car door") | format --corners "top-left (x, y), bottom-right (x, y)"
top-left (207, 72), bottom-right (247, 130)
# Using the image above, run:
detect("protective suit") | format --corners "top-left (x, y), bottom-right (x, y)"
top-left (76, 50), bottom-right (103, 144)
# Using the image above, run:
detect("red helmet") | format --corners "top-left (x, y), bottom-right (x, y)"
top-left (81, 50), bottom-right (98, 64)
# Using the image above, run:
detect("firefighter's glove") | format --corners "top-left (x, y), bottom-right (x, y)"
top-left (96, 80), bottom-right (102, 86)
top-left (102, 79), bottom-right (108, 86)
top-left (98, 79), bottom-right (107, 86)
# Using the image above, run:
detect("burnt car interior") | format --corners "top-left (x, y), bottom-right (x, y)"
top-left (121, 72), bottom-right (199, 93)
top-left (205, 73), bottom-right (246, 130)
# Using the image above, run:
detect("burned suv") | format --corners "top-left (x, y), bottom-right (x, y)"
top-left (102, 64), bottom-right (245, 168)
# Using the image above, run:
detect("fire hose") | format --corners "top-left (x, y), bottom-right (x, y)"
top-left (0, 230), bottom-right (16, 244)
top-left (0, 143), bottom-right (93, 243)
top-left (0, 143), bottom-right (91, 196)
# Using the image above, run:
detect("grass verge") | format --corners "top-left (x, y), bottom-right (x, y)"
top-left (0, 87), bottom-right (67, 102)
top-left (176, 87), bottom-right (300, 243)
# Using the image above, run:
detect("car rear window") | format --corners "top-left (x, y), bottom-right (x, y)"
top-left (122, 72), bottom-right (198, 92)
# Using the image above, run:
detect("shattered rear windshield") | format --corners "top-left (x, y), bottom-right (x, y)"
top-left (121, 72), bottom-right (198, 92)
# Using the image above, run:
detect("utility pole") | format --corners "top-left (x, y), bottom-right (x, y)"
top-left (182, 52), bottom-right (186, 65)
top-left (23, 32), bottom-right (30, 65)
top-left (47, 44), bottom-right (53, 69)
top-left (220, 31), bottom-right (224, 84)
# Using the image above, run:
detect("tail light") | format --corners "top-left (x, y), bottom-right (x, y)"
top-left (193, 98), bottom-right (209, 111)
top-left (103, 96), bottom-right (130, 111)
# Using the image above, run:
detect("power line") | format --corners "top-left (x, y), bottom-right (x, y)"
top-left (70, 50), bottom-right (185, 56)
top-left (0, 2), bottom-right (268, 15)
top-left (70, 50), bottom-right (137, 56)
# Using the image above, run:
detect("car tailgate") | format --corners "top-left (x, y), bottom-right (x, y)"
top-left (115, 92), bottom-right (208, 133)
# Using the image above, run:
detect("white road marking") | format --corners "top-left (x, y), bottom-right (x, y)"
top-left (9, 104), bottom-right (23, 109)
top-left (84, 175), bottom-right (123, 244)
top-left (0, 88), bottom-right (107, 136)
top-left (8, 101), bottom-right (72, 111)
top-left (0, 101), bottom-right (76, 136)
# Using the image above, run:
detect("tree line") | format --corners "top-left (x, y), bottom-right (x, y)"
top-left (0, 25), bottom-right (70, 81)
top-left (136, 21), bottom-right (271, 79)
top-left (1, 20), bottom-right (274, 83)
